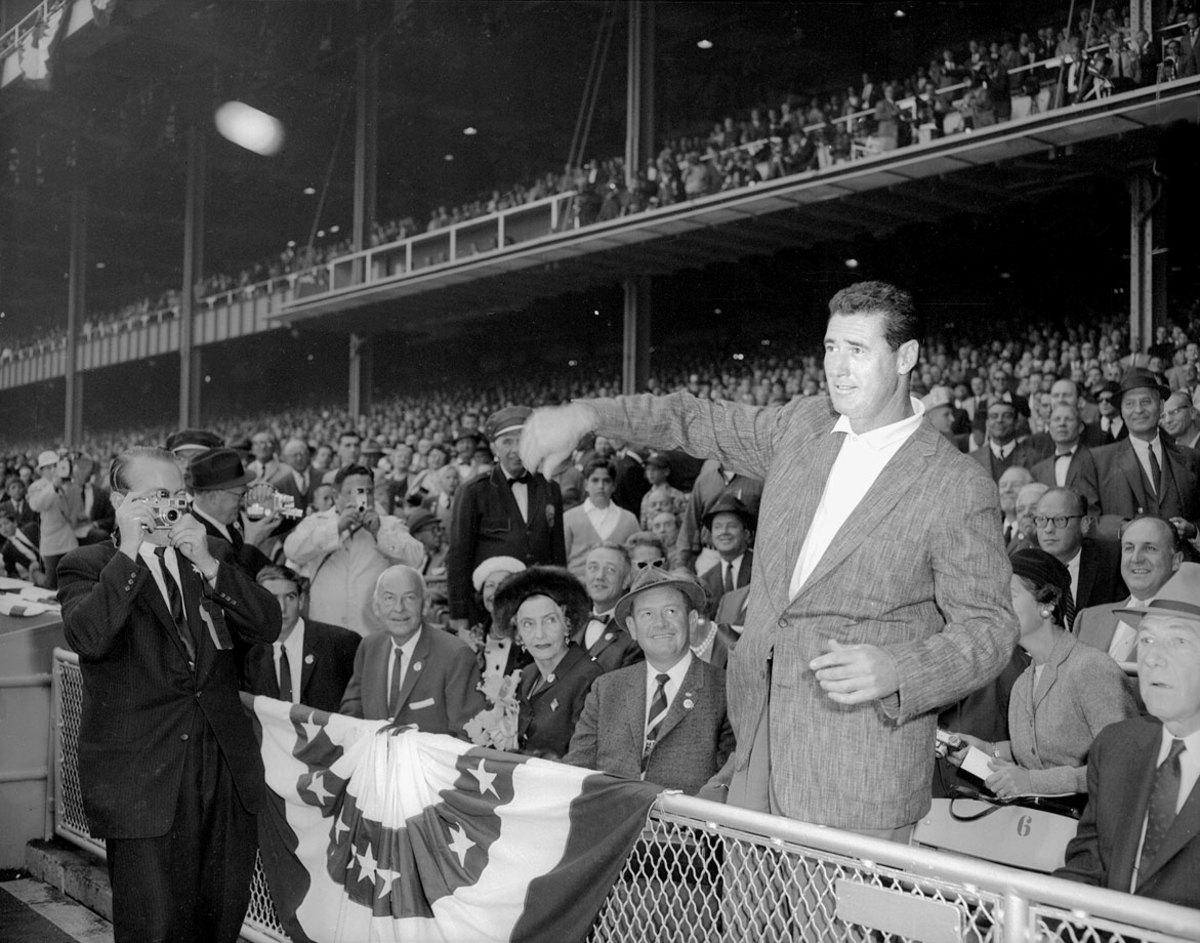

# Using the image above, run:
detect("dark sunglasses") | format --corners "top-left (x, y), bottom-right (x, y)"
top-left (633, 557), bottom-right (667, 570)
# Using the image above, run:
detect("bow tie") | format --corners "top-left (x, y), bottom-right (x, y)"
top-left (508, 472), bottom-right (532, 486)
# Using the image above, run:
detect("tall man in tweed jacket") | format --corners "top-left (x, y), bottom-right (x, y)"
top-left (522, 281), bottom-right (1018, 837)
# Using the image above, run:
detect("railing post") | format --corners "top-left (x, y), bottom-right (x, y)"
top-left (449, 227), bottom-right (457, 262)
top-left (497, 213), bottom-right (505, 250)
top-left (1002, 890), bottom-right (1031, 943)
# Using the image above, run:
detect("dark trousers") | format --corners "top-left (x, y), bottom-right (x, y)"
top-left (104, 717), bottom-right (257, 943)
top-left (41, 553), bottom-right (65, 588)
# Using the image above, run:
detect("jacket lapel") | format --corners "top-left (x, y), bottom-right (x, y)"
top-left (737, 551), bottom-right (753, 589)
top-left (777, 422), bottom-right (842, 607)
top-left (625, 666), bottom-right (648, 750)
top-left (394, 630), bottom-right (431, 713)
top-left (1076, 543), bottom-right (1098, 612)
top-left (299, 626), bottom-right (317, 699)
top-left (796, 424), bottom-right (936, 600)
top-left (137, 556), bottom-right (195, 667)
top-left (1031, 634), bottom-right (1072, 711)
top-left (1140, 769), bottom-right (1200, 885)
top-left (179, 561), bottom-right (213, 681)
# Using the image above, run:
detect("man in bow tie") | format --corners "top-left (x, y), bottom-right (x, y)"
top-left (447, 405), bottom-right (566, 635)
top-left (56, 446), bottom-right (281, 943)
top-left (575, 543), bottom-right (644, 673)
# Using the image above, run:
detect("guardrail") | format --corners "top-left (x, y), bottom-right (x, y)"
top-left (0, 0), bottom-right (62, 59)
top-left (49, 647), bottom-right (1200, 943)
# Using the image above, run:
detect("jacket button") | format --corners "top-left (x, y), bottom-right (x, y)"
top-left (180, 733), bottom-right (189, 741)
top-left (777, 618), bottom-right (788, 628)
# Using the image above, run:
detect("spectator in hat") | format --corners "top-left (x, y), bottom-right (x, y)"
top-left (408, 508), bottom-right (448, 605)
top-left (27, 450), bottom-right (80, 588)
top-left (698, 494), bottom-right (754, 619)
top-left (1093, 369), bottom-right (1200, 542)
top-left (564, 458), bottom-right (641, 578)
top-left (447, 406), bottom-right (566, 633)
top-left (491, 566), bottom-right (603, 760)
top-left (1161, 390), bottom-right (1200, 450)
top-left (674, 458), bottom-right (764, 573)
top-left (187, 448), bottom-right (277, 579)
top-left (164, 428), bottom-right (224, 469)
top-left (639, 453), bottom-right (686, 527)
top-left (970, 400), bottom-right (1040, 482)
top-left (949, 548), bottom-right (1135, 801)
top-left (1055, 562), bottom-right (1200, 908)
top-left (922, 386), bottom-right (959, 444)
top-left (284, 464), bottom-right (425, 635)
top-left (564, 565), bottom-right (735, 798)
top-left (452, 431), bottom-right (480, 484)
top-left (470, 555), bottom-right (531, 682)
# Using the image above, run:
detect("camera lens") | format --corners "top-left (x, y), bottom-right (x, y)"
top-left (164, 508), bottom-right (181, 524)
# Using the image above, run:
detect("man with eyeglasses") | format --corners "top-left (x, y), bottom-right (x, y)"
top-left (574, 543), bottom-right (644, 673)
top-left (242, 564), bottom-right (360, 711)
top-left (188, 447), bottom-right (277, 579)
top-left (1035, 487), bottom-right (1126, 612)
top-left (1160, 391), bottom-right (1200, 450)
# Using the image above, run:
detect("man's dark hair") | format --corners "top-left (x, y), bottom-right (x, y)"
top-left (338, 430), bottom-right (362, 445)
top-left (583, 457), bottom-right (616, 481)
top-left (334, 463), bottom-right (373, 489)
top-left (256, 564), bottom-right (309, 594)
top-left (109, 447), bottom-right (178, 493)
top-left (828, 281), bottom-right (920, 350)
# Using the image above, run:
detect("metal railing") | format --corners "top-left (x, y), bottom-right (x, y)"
top-left (49, 648), bottom-right (1200, 943)
top-left (0, 0), bottom-right (62, 59)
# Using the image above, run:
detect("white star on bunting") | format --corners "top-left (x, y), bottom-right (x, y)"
top-left (355, 842), bottom-right (378, 878)
top-left (300, 717), bottom-right (322, 742)
top-left (374, 867), bottom-right (402, 899)
top-left (447, 822), bottom-right (475, 868)
top-left (307, 772), bottom-right (333, 804)
top-left (468, 758), bottom-right (499, 798)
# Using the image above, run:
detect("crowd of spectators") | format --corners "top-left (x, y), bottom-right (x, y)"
top-left (5, 3), bottom-right (1195, 363)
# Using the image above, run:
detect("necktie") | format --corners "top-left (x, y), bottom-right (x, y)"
top-left (723, 563), bottom-right (735, 594)
top-left (1141, 739), bottom-right (1186, 872)
top-left (229, 520), bottom-right (245, 551)
top-left (643, 673), bottom-right (671, 770)
top-left (1148, 445), bottom-right (1162, 496)
top-left (278, 646), bottom-right (294, 702)
top-left (153, 547), bottom-right (196, 663)
top-left (388, 645), bottom-right (405, 716)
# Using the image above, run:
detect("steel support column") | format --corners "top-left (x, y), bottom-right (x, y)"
top-left (622, 276), bottom-right (651, 394)
top-left (64, 190), bottom-right (86, 445)
top-left (352, 23), bottom-right (379, 283)
top-left (1128, 172), bottom-right (1166, 354)
top-left (1129, 0), bottom-right (1152, 37)
top-left (179, 124), bottom-right (205, 429)
top-left (624, 0), bottom-right (655, 190)
top-left (348, 333), bottom-right (373, 419)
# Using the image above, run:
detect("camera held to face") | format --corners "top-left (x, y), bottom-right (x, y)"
top-left (242, 483), bottom-right (304, 521)
top-left (142, 492), bottom-right (193, 530)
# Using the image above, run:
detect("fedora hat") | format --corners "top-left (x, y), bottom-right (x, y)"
top-left (701, 494), bottom-right (756, 532)
top-left (188, 447), bottom-right (254, 492)
top-left (1114, 562), bottom-right (1200, 623)
top-left (1117, 368), bottom-right (1170, 405)
top-left (613, 565), bottom-right (708, 627)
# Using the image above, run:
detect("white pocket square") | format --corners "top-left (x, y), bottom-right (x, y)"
top-left (408, 697), bottom-right (435, 710)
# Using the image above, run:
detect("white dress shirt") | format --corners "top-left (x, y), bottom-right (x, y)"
top-left (582, 498), bottom-right (621, 541)
top-left (789, 400), bottom-right (925, 598)
top-left (644, 651), bottom-right (693, 736)
top-left (990, 439), bottom-right (1017, 461)
top-left (1131, 726), bottom-right (1200, 890)
top-left (505, 471), bottom-right (529, 521)
top-left (719, 554), bottom-right (746, 589)
top-left (1054, 446), bottom-right (1077, 487)
top-left (138, 542), bottom-right (186, 611)
top-left (585, 607), bottom-right (616, 649)
top-left (273, 618), bottom-right (306, 702)
top-left (1107, 595), bottom-right (1147, 663)
top-left (1128, 435), bottom-right (1163, 495)
top-left (385, 628), bottom-right (423, 699)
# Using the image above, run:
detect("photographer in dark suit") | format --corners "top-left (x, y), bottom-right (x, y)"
top-left (56, 446), bottom-right (281, 943)
top-left (242, 565), bottom-right (360, 712)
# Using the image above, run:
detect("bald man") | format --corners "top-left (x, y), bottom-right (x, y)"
top-left (1161, 391), bottom-right (1200, 450)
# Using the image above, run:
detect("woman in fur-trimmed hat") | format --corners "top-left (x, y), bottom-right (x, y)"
top-left (493, 566), bottom-right (604, 759)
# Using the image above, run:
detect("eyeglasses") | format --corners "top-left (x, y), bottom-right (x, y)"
top-left (633, 558), bottom-right (667, 570)
top-left (1034, 514), bottom-right (1083, 529)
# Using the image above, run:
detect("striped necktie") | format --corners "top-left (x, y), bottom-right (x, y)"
top-left (642, 673), bottom-right (670, 770)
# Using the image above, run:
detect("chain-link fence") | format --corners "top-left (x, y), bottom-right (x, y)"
top-left (51, 648), bottom-right (1200, 943)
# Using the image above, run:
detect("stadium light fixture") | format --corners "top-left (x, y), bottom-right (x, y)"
top-left (287, 240), bottom-right (296, 248)
top-left (463, 127), bottom-right (478, 136)
top-left (844, 258), bottom-right (859, 269)
top-left (696, 39), bottom-right (713, 49)
top-left (330, 225), bottom-right (340, 234)
top-left (213, 101), bottom-right (285, 156)
top-left (444, 153), bottom-right (455, 161)
top-left (303, 186), bottom-right (316, 195)
top-left (95, 261), bottom-right (106, 269)
top-left (894, 8), bottom-right (906, 17)
top-left (317, 229), bottom-right (325, 238)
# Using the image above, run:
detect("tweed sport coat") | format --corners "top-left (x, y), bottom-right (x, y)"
top-left (1056, 717), bottom-right (1200, 909)
top-left (564, 655), bottom-right (735, 795)
top-left (340, 625), bottom-right (484, 737)
top-left (590, 392), bottom-right (1019, 829)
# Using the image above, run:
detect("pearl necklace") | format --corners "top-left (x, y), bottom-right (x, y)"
top-left (690, 621), bottom-right (718, 658)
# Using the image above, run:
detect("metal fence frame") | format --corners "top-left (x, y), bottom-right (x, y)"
top-left (50, 648), bottom-right (1200, 943)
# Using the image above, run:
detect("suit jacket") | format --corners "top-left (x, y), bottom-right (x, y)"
top-left (571, 613), bottom-right (644, 673)
top-left (1073, 536), bottom-right (1127, 612)
top-left (56, 539), bottom-right (282, 838)
top-left (340, 625), bottom-right (484, 736)
top-left (0, 496), bottom-right (39, 529)
top-left (242, 618), bottom-right (361, 713)
top-left (969, 440), bottom-right (1040, 481)
top-left (590, 392), bottom-right (1019, 829)
top-left (516, 644), bottom-right (603, 759)
top-left (1073, 601), bottom-right (1126, 656)
top-left (699, 551), bottom-right (753, 619)
top-left (1056, 717), bottom-right (1200, 909)
top-left (564, 655), bottom-right (736, 796)
top-left (1031, 447), bottom-right (1101, 516)
top-left (447, 467), bottom-right (565, 621)
top-left (83, 484), bottom-right (115, 535)
top-left (1092, 436), bottom-right (1200, 538)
